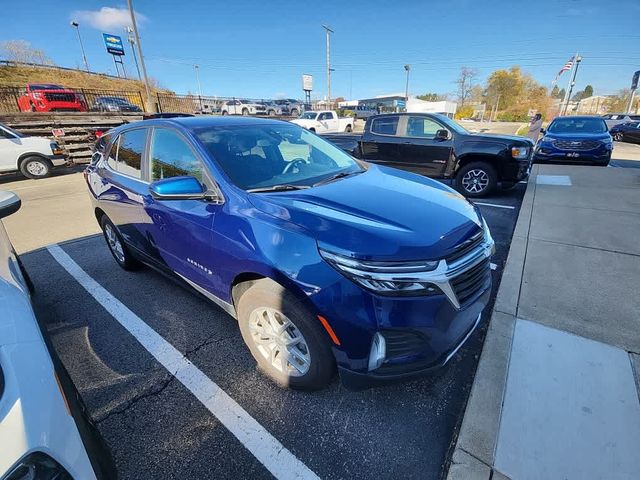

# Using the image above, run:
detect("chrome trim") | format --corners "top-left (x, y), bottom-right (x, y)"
top-left (443, 313), bottom-right (482, 365)
top-left (175, 272), bottom-right (236, 318)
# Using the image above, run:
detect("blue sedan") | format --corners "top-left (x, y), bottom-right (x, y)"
top-left (85, 116), bottom-right (494, 389)
top-left (534, 116), bottom-right (613, 166)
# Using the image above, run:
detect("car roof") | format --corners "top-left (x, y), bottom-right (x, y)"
top-left (111, 115), bottom-right (289, 134)
top-left (552, 115), bottom-right (606, 120)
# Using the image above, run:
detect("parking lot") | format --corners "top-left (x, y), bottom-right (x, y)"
top-left (0, 162), bottom-right (527, 479)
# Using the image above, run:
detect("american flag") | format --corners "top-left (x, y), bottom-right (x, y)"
top-left (552, 57), bottom-right (575, 84)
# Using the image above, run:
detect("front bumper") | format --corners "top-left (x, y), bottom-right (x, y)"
top-left (49, 154), bottom-right (69, 167)
top-left (534, 145), bottom-right (611, 164)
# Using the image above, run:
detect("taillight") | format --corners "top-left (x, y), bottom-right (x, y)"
top-left (94, 130), bottom-right (104, 138)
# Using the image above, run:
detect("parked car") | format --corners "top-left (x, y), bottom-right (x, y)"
top-left (85, 116), bottom-right (494, 390)
top-left (291, 110), bottom-right (354, 133)
top-left (259, 101), bottom-right (283, 116)
top-left (0, 191), bottom-right (117, 479)
top-left (609, 121), bottom-right (640, 143)
top-left (601, 113), bottom-right (640, 130)
top-left (91, 96), bottom-right (142, 112)
top-left (0, 122), bottom-right (67, 179)
top-left (17, 84), bottom-right (87, 112)
top-left (274, 99), bottom-right (303, 117)
top-left (220, 99), bottom-right (266, 116)
top-left (324, 113), bottom-right (533, 197)
top-left (534, 116), bottom-right (612, 166)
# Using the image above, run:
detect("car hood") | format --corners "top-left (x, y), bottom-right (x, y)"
top-left (542, 132), bottom-right (611, 141)
top-left (248, 165), bottom-right (483, 261)
top-left (469, 132), bottom-right (534, 145)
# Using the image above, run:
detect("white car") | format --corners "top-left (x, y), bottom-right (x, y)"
top-left (0, 123), bottom-right (67, 179)
top-left (291, 110), bottom-right (354, 133)
top-left (0, 190), bottom-right (116, 479)
top-left (220, 99), bottom-right (267, 116)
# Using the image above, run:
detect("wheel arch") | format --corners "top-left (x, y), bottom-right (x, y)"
top-left (17, 152), bottom-right (52, 170)
top-left (454, 153), bottom-right (504, 177)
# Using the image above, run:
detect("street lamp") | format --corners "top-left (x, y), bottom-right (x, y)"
top-left (404, 64), bottom-right (411, 102)
top-left (70, 21), bottom-right (90, 72)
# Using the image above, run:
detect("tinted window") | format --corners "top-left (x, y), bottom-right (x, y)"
top-left (115, 129), bottom-right (146, 178)
top-left (547, 118), bottom-right (608, 134)
top-left (405, 116), bottom-right (443, 137)
top-left (150, 129), bottom-right (203, 182)
top-left (370, 116), bottom-right (399, 135)
top-left (0, 128), bottom-right (16, 139)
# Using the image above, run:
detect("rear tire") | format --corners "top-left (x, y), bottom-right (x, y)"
top-left (236, 279), bottom-right (336, 390)
top-left (291, 108), bottom-right (299, 117)
top-left (100, 215), bottom-right (141, 271)
top-left (20, 156), bottom-right (51, 179)
top-left (613, 132), bottom-right (624, 141)
top-left (455, 161), bottom-right (498, 198)
top-left (345, 124), bottom-right (353, 133)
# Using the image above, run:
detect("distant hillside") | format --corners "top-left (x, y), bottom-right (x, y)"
top-left (0, 62), bottom-right (171, 94)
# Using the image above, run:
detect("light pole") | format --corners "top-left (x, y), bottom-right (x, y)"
top-left (127, 0), bottom-right (155, 112)
top-left (322, 25), bottom-right (333, 108)
top-left (70, 21), bottom-right (90, 72)
top-left (125, 26), bottom-right (142, 80)
top-left (404, 64), bottom-right (411, 103)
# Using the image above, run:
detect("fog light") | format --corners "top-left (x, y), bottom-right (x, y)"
top-left (368, 332), bottom-right (386, 371)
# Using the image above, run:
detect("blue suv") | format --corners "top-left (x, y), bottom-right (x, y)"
top-left (85, 117), bottom-right (494, 389)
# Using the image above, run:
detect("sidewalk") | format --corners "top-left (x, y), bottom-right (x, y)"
top-left (448, 164), bottom-right (640, 480)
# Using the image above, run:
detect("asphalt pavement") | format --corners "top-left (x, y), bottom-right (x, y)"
top-left (4, 171), bottom-right (525, 480)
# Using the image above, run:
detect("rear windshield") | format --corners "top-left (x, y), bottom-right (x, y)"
top-left (29, 84), bottom-right (64, 90)
top-left (548, 118), bottom-right (607, 134)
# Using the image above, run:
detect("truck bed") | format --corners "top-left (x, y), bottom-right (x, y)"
top-left (321, 133), bottom-right (363, 157)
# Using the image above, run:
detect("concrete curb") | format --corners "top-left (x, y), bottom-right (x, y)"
top-left (446, 166), bottom-right (539, 480)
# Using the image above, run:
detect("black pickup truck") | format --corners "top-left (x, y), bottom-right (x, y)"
top-left (323, 113), bottom-right (534, 197)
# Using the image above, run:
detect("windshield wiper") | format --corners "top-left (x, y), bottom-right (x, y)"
top-left (313, 170), bottom-right (363, 187)
top-left (246, 184), bottom-right (311, 193)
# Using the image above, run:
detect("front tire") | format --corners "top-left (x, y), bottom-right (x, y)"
top-left (455, 161), bottom-right (498, 198)
top-left (100, 215), bottom-right (140, 271)
top-left (20, 156), bottom-right (51, 179)
top-left (613, 132), bottom-right (624, 141)
top-left (236, 279), bottom-right (336, 390)
top-left (290, 108), bottom-right (299, 117)
top-left (242, 108), bottom-right (249, 116)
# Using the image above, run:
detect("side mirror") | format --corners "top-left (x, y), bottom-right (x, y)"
top-left (149, 176), bottom-right (215, 201)
top-left (0, 191), bottom-right (21, 219)
top-left (435, 129), bottom-right (450, 141)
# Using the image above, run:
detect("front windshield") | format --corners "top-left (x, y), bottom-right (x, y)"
top-left (548, 118), bottom-right (607, 134)
top-left (299, 111), bottom-right (317, 119)
top-left (195, 123), bottom-right (363, 190)
top-left (0, 123), bottom-right (25, 138)
top-left (432, 113), bottom-right (469, 135)
top-left (30, 84), bottom-right (64, 91)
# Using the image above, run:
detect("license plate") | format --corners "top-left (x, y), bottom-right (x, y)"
top-left (566, 152), bottom-right (580, 158)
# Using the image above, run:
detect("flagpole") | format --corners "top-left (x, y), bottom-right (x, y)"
top-left (560, 53), bottom-right (578, 115)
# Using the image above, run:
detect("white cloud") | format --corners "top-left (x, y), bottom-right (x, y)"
top-left (71, 7), bottom-right (147, 31)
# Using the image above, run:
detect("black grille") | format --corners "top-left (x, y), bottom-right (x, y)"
top-left (553, 140), bottom-right (600, 150)
top-left (451, 257), bottom-right (491, 306)
top-left (382, 330), bottom-right (428, 359)
top-left (446, 230), bottom-right (484, 264)
top-left (45, 92), bottom-right (76, 102)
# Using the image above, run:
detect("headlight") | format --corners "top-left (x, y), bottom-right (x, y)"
top-left (511, 146), bottom-right (530, 159)
top-left (50, 142), bottom-right (63, 155)
top-left (319, 249), bottom-right (441, 296)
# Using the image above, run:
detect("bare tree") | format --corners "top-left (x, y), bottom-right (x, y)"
top-left (455, 66), bottom-right (477, 107)
top-left (0, 40), bottom-right (55, 65)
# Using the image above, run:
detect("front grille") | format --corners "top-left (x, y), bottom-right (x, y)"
top-left (44, 92), bottom-right (76, 102)
top-left (382, 330), bottom-right (428, 359)
top-left (451, 257), bottom-right (491, 306)
top-left (446, 230), bottom-right (484, 265)
top-left (553, 140), bottom-right (600, 150)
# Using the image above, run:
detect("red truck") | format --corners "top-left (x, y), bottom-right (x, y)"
top-left (17, 84), bottom-right (87, 112)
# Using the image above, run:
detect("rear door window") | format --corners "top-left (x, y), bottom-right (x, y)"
top-left (370, 115), bottom-right (399, 135)
top-left (114, 128), bottom-right (146, 179)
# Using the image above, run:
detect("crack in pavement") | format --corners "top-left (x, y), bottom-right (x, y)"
top-left (95, 333), bottom-right (238, 424)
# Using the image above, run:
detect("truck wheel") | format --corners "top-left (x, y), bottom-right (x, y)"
top-left (613, 132), bottom-right (623, 141)
top-left (291, 108), bottom-right (299, 116)
top-left (236, 279), bottom-right (336, 390)
top-left (345, 124), bottom-right (353, 133)
top-left (20, 156), bottom-right (51, 179)
top-left (100, 215), bottom-right (140, 271)
top-left (455, 161), bottom-right (497, 198)
top-left (242, 108), bottom-right (249, 116)
top-left (221, 110), bottom-right (228, 116)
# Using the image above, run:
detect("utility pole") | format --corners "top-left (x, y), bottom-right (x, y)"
top-left (70, 21), bottom-right (90, 72)
top-left (562, 53), bottom-right (581, 115)
top-left (322, 25), bottom-right (333, 108)
top-left (404, 64), bottom-right (411, 103)
top-left (194, 64), bottom-right (203, 112)
top-left (492, 94), bottom-right (501, 122)
top-left (125, 26), bottom-right (142, 80)
top-left (127, 0), bottom-right (155, 112)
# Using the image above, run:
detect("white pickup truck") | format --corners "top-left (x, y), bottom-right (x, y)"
top-left (291, 110), bottom-right (354, 133)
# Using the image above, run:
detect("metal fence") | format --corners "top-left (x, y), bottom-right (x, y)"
top-left (156, 93), bottom-right (307, 116)
top-left (0, 86), bottom-right (145, 113)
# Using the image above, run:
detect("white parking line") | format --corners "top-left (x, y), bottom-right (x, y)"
top-left (47, 244), bottom-right (319, 480)
top-left (474, 202), bottom-right (516, 210)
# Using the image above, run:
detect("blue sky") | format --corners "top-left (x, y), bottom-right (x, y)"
top-left (3, 0), bottom-right (640, 100)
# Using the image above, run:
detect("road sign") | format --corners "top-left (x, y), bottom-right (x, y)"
top-left (631, 70), bottom-right (640, 91)
top-left (103, 33), bottom-right (125, 56)
top-left (302, 74), bottom-right (313, 92)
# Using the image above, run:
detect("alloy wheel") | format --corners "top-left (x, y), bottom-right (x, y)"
top-left (462, 169), bottom-right (490, 194)
top-left (613, 132), bottom-right (623, 141)
top-left (26, 161), bottom-right (47, 177)
top-left (104, 223), bottom-right (126, 264)
top-left (248, 307), bottom-right (311, 376)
